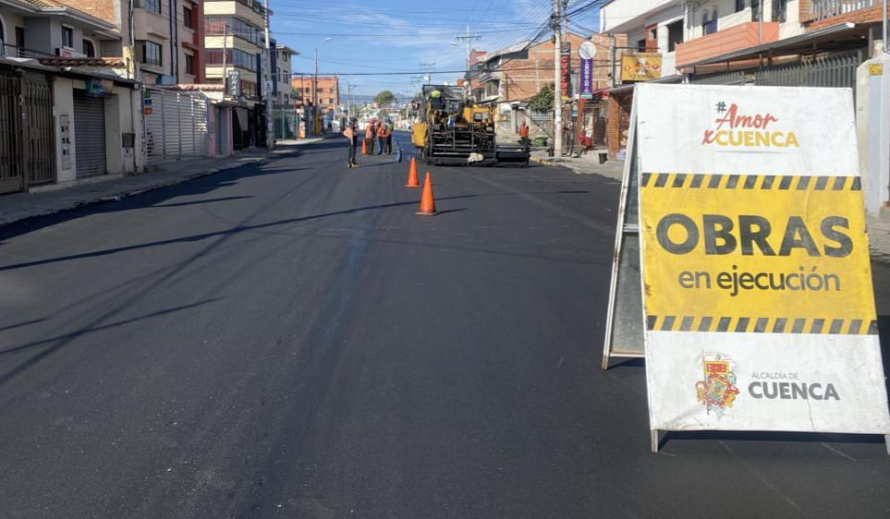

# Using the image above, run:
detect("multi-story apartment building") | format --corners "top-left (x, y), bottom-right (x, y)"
top-left (0, 0), bottom-right (122, 59)
top-left (274, 43), bottom-right (295, 106)
top-left (128, 0), bottom-right (205, 84)
top-left (292, 76), bottom-right (339, 112)
top-left (600, 0), bottom-right (888, 189)
top-left (203, 0), bottom-right (267, 99)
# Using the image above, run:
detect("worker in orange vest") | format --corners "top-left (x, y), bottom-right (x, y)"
top-left (376, 120), bottom-right (388, 155)
top-left (519, 121), bottom-right (530, 146)
top-left (364, 120), bottom-right (376, 155)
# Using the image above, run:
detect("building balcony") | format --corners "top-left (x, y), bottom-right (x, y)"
top-left (802, 0), bottom-right (881, 22)
top-left (676, 22), bottom-right (779, 68)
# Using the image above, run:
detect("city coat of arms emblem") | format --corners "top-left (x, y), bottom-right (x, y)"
top-left (695, 355), bottom-right (740, 415)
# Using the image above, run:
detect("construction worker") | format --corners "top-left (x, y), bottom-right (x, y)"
top-left (376, 120), bottom-right (387, 155)
top-left (343, 121), bottom-right (358, 168)
top-left (365, 120), bottom-right (376, 155)
top-left (519, 120), bottom-right (530, 146)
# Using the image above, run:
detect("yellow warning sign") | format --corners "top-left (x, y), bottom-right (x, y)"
top-left (640, 172), bottom-right (876, 334)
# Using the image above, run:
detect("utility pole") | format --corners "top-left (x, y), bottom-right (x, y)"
top-left (314, 47), bottom-right (319, 134)
top-left (222, 24), bottom-right (228, 94)
top-left (454, 24), bottom-right (481, 97)
top-left (552, 0), bottom-right (563, 157)
top-left (420, 62), bottom-right (435, 84)
top-left (264, 0), bottom-right (274, 150)
top-left (346, 80), bottom-right (357, 119)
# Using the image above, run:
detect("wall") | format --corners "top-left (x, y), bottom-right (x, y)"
top-left (601, 0), bottom-right (679, 33)
top-left (133, 8), bottom-right (170, 78)
top-left (0, 11), bottom-right (25, 44)
top-left (498, 33), bottom-right (591, 103)
top-left (56, 0), bottom-right (116, 25)
top-left (23, 17), bottom-right (54, 55)
top-left (856, 54), bottom-right (890, 216)
top-left (103, 86), bottom-right (137, 174)
top-left (52, 77), bottom-right (77, 183)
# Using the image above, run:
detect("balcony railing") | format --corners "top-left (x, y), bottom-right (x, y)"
top-left (0, 42), bottom-right (56, 59)
top-left (810, 0), bottom-right (874, 20)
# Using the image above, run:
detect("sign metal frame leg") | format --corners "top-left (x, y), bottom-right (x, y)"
top-left (886, 434), bottom-right (890, 456)
top-left (650, 429), bottom-right (664, 453)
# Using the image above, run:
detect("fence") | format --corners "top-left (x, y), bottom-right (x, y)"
top-left (754, 51), bottom-right (862, 94)
top-left (690, 51), bottom-right (863, 102)
top-left (691, 71), bottom-right (750, 85)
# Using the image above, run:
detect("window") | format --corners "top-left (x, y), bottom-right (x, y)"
top-left (329, 87), bottom-right (334, 93)
top-left (772, 0), bottom-right (787, 22)
top-left (667, 20), bottom-right (683, 52)
top-left (735, 0), bottom-right (745, 12)
top-left (636, 39), bottom-right (645, 51)
top-left (62, 26), bottom-right (74, 48)
top-left (142, 41), bottom-right (162, 67)
top-left (183, 7), bottom-right (194, 28)
top-left (240, 80), bottom-right (256, 98)
top-left (751, 0), bottom-right (761, 20)
top-left (141, 0), bottom-right (161, 14)
top-left (204, 48), bottom-right (256, 71)
top-left (204, 17), bottom-right (263, 46)
top-left (185, 53), bottom-right (194, 75)
top-left (82, 39), bottom-right (96, 57)
top-left (702, 8), bottom-right (718, 35)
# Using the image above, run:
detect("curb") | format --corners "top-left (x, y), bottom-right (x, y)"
top-left (530, 156), bottom-right (560, 167)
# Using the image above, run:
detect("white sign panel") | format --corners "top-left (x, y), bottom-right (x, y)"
top-left (633, 84), bottom-right (890, 451)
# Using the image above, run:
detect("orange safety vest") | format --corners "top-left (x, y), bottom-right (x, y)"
top-left (377, 124), bottom-right (387, 137)
top-left (365, 124), bottom-right (375, 139)
top-left (520, 124), bottom-right (530, 138)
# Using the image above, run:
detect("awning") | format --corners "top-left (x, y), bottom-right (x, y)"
top-left (608, 73), bottom-right (684, 96)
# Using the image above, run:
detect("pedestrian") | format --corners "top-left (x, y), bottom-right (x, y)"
top-left (365, 120), bottom-right (376, 155)
top-left (343, 121), bottom-right (358, 168)
top-left (376, 120), bottom-right (387, 155)
top-left (519, 120), bottom-right (530, 146)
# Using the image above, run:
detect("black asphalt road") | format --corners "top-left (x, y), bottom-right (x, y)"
top-left (0, 132), bottom-right (889, 518)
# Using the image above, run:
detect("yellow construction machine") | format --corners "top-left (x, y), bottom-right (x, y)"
top-left (411, 85), bottom-right (529, 166)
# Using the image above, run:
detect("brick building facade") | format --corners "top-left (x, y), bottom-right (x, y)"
top-left (292, 76), bottom-right (340, 112)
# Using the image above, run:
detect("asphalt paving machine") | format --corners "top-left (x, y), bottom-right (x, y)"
top-left (410, 85), bottom-right (529, 167)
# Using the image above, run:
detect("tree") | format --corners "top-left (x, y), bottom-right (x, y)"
top-left (528, 83), bottom-right (554, 113)
top-left (374, 90), bottom-right (396, 108)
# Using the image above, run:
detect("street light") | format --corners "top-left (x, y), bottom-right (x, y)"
top-left (313, 37), bottom-right (333, 135)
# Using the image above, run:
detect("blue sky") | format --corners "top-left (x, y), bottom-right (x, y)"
top-left (271, 0), bottom-right (601, 100)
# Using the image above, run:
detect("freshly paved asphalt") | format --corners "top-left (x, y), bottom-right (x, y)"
top-left (0, 132), bottom-right (889, 518)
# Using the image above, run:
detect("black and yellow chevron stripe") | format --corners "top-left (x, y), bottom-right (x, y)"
top-left (646, 315), bottom-right (878, 335)
top-left (640, 173), bottom-right (862, 191)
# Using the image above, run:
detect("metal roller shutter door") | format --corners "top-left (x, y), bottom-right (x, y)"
top-left (215, 107), bottom-right (223, 156)
top-left (73, 93), bottom-right (106, 177)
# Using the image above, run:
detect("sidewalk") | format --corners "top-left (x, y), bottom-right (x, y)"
top-left (529, 148), bottom-right (625, 180)
top-left (0, 137), bottom-right (324, 228)
top-left (530, 148), bottom-right (890, 264)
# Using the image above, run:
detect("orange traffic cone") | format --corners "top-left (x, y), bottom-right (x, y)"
top-left (362, 139), bottom-right (367, 155)
top-left (405, 157), bottom-right (420, 188)
top-left (416, 173), bottom-right (437, 216)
